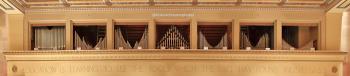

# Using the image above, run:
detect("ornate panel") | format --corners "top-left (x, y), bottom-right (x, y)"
top-left (4, 50), bottom-right (347, 76)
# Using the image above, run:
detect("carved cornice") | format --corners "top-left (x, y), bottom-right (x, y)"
top-left (3, 50), bottom-right (347, 62)
top-left (12, 0), bottom-right (333, 9)
top-left (25, 7), bottom-right (325, 13)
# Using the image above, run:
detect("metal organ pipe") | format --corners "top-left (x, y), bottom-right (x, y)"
top-left (33, 26), bottom-right (65, 50)
top-left (157, 25), bottom-right (189, 49)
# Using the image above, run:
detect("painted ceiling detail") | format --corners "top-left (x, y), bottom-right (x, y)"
top-left (337, 0), bottom-right (350, 8)
top-left (0, 0), bottom-right (14, 10)
top-left (328, 0), bottom-right (350, 12)
top-left (0, 0), bottom-right (22, 14)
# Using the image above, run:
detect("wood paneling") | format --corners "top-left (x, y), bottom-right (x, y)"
top-left (3, 50), bottom-right (347, 76)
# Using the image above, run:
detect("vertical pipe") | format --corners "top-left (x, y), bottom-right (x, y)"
top-left (171, 29), bottom-right (173, 49)
top-left (34, 27), bottom-right (37, 49)
top-left (52, 27), bottom-right (54, 49)
top-left (51, 27), bottom-right (54, 49)
top-left (171, 27), bottom-right (176, 49)
top-left (50, 27), bottom-right (52, 49)
top-left (74, 31), bottom-right (76, 50)
top-left (174, 26), bottom-right (176, 49)
top-left (60, 27), bottom-right (63, 49)
top-left (57, 27), bottom-right (59, 49)
top-left (114, 29), bottom-right (116, 48)
top-left (63, 27), bottom-right (65, 49)
top-left (37, 27), bottom-right (40, 49)
top-left (39, 27), bottom-right (41, 49)
top-left (59, 27), bottom-right (61, 49)
top-left (53, 27), bottom-right (56, 49)
top-left (49, 29), bottom-right (53, 48)
top-left (46, 27), bottom-right (48, 49)
top-left (57, 27), bottom-right (60, 49)
top-left (166, 33), bottom-right (168, 49)
top-left (56, 27), bottom-right (59, 49)
top-left (49, 27), bottom-right (52, 49)
top-left (44, 27), bottom-right (47, 49)
top-left (61, 27), bottom-right (64, 49)
top-left (176, 32), bottom-right (178, 49)
top-left (167, 32), bottom-right (169, 49)
top-left (176, 29), bottom-right (178, 49)
top-left (58, 27), bottom-right (60, 49)
top-left (168, 29), bottom-right (170, 49)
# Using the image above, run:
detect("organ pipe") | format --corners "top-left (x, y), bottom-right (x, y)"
top-left (157, 25), bottom-right (189, 49)
top-left (33, 26), bottom-right (65, 50)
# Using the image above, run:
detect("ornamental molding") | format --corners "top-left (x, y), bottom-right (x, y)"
top-left (3, 50), bottom-right (347, 61)
top-left (25, 7), bottom-right (325, 13)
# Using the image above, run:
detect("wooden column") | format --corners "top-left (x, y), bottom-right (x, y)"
top-left (274, 20), bottom-right (282, 50)
top-left (106, 19), bottom-right (114, 49)
top-left (8, 14), bottom-right (24, 50)
top-left (148, 20), bottom-right (156, 49)
top-left (65, 20), bottom-right (73, 50)
top-left (24, 19), bottom-right (30, 50)
top-left (190, 19), bottom-right (198, 49)
top-left (325, 13), bottom-right (342, 50)
top-left (23, 19), bottom-right (30, 50)
top-left (233, 19), bottom-right (240, 50)
top-left (320, 19), bottom-right (325, 50)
